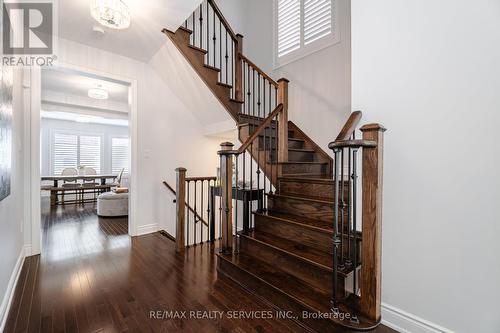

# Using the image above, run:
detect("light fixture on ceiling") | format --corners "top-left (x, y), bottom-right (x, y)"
top-left (90, 0), bottom-right (131, 30)
top-left (88, 85), bottom-right (109, 100)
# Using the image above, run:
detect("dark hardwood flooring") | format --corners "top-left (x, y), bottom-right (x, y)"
top-left (5, 203), bottom-right (396, 332)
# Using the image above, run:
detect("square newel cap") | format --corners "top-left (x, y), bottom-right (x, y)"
top-left (175, 167), bottom-right (187, 172)
top-left (218, 142), bottom-right (238, 155)
top-left (277, 78), bottom-right (290, 83)
top-left (360, 123), bottom-right (387, 132)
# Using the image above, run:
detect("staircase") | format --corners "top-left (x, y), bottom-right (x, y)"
top-left (163, 1), bottom-right (385, 331)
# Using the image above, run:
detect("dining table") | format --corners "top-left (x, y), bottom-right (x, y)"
top-left (41, 174), bottom-right (118, 205)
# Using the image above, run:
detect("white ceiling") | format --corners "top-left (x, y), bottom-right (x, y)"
top-left (58, 0), bottom-right (202, 62)
top-left (42, 67), bottom-right (130, 104)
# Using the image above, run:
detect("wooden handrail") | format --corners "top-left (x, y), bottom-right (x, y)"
top-left (335, 111), bottom-right (362, 141)
top-left (207, 0), bottom-right (238, 42)
top-left (237, 104), bottom-right (283, 154)
top-left (162, 181), bottom-right (209, 227)
top-left (185, 176), bottom-right (217, 182)
top-left (239, 53), bottom-right (278, 87)
top-left (328, 139), bottom-right (377, 149)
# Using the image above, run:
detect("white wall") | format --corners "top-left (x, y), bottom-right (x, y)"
top-left (0, 69), bottom-right (26, 330)
top-left (55, 38), bottom-right (222, 237)
top-left (351, 1), bottom-right (500, 332)
top-left (233, 0), bottom-right (352, 151)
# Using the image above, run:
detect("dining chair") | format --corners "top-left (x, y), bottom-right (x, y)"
top-left (82, 167), bottom-right (99, 202)
top-left (61, 168), bottom-right (79, 204)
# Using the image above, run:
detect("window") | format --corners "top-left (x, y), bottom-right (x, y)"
top-left (111, 137), bottom-right (129, 175)
top-left (275, 0), bottom-right (338, 67)
top-left (52, 132), bottom-right (102, 174)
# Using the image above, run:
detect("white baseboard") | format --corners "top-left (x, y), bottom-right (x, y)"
top-left (0, 248), bottom-right (25, 332)
top-left (382, 303), bottom-right (453, 333)
top-left (136, 223), bottom-right (159, 236)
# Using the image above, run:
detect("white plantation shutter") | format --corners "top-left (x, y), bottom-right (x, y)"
top-left (276, 0), bottom-right (335, 63)
top-left (277, 0), bottom-right (301, 57)
top-left (53, 133), bottom-right (78, 175)
top-left (112, 137), bottom-right (129, 174)
top-left (304, 0), bottom-right (332, 44)
top-left (79, 135), bottom-right (101, 173)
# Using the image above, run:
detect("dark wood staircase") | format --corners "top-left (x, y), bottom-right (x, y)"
top-left (163, 1), bottom-right (385, 331)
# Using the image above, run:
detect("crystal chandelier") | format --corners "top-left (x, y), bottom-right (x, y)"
top-left (90, 0), bottom-right (131, 30)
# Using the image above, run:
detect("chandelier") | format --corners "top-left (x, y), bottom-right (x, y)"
top-left (90, 0), bottom-right (131, 30)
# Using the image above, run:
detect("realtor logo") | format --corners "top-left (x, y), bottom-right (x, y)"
top-left (2, 0), bottom-right (57, 66)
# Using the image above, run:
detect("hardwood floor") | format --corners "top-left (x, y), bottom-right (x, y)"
top-left (4, 204), bottom-right (397, 332)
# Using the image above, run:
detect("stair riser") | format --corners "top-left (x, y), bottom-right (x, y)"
top-left (269, 196), bottom-right (334, 223)
top-left (280, 163), bottom-right (328, 176)
top-left (255, 214), bottom-right (332, 253)
top-left (288, 140), bottom-right (305, 149)
top-left (278, 179), bottom-right (349, 201)
top-left (240, 236), bottom-right (344, 295)
top-left (270, 150), bottom-right (316, 162)
top-left (217, 257), bottom-right (354, 333)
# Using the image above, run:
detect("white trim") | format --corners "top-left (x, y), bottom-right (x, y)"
top-left (24, 244), bottom-right (32, 257)
top-left (0, 249), bottom-right (25, 332)
top-left (30, 62), bottom-right (139, 253)
top-left (381, 303), bottom-right (454, 333)
top-left (273, 0), bottom-right (340, 69)
top-left (136, 223), bottom-right (159, 236)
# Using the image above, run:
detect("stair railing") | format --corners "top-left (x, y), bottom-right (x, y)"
top-left (164, 170), bottom-right (218, 252)
top-left (183, 0), bottom-right (241, 100)
top-left (328, 112), bottom-right (386, 324)
top-left (217, 103), bottom-right (284, 253)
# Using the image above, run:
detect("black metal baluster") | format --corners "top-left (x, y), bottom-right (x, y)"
top-left (331, 148), bottom-right (341, 312)
top-left (235, 155), bottom-right (239, 248)
top-left (340, 149), bottom-right (345, 269)
top-left (219, 20), bottom-right (222, 78)
top-left (225, 31), bottom-right (228, 85)
top-left (231, 40), bottom-right (234, 99)
top-left (252, 69), bottom-right (256, 117)
top-left (192, 12), bottom-right (196, 45)
top-left (201, 180), bottom-right (204, 243)
top-left (247, 65), bottom-right (251, 115)
top-left (250, 142), bottom-right (253, 226)
top-left (207, 179), bottom-right (211, 243)
top-left (346, 144), bottom-right (353, 266)
top-left (199, 4), bottom-right (203, 50)
top-left (257, 74), bottom-right (261, 118)
top-left (243, 62), bottom-right (246, 115)
top-left (194, 180), bottom-right (197, 245)
top-left (263, 124), bottom-right (267, 210)
top-left (263, 79), bottom-right (267, 118)
top-left (212, 6), bottom-right (216, 67)
top-left (351, 147), bottom-right (359, 324)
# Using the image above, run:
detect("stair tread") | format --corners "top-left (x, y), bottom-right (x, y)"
top-left (219, 251), bottom-right (331, 310)
top-left (188, 44), bottom-right (207, 54)
top-left (288, 148), bottom-right (315, 153)
top-left (279, 175), bottom-right (334, 182)
top-left (278, 161), bottom-right (328, 165)
top-left (217, 81), bottom-right (233, 89)
top-left (178, 26), bottom-right (193, 34)
top-left (254, 210), bottom-right (333, 233)
top-left (242, 230), bottom-right (348, 274)
top-left (203, 64), bottom-right (220, 72)
top-left (230, 98), bottom-right (244, 104)
top-left (255, 210), bottom-right (362, 239)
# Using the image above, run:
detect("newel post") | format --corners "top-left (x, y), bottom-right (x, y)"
top-left (235, 34), bottom-right (244, 101)
top-left (218, 142), bottom-right (235, 253)
top-left (175, 167), bottom-right (187, 253)
top-left (277, 78), bottom-right (289, 163)
top-left (359, 124), bottom-right (386, 321)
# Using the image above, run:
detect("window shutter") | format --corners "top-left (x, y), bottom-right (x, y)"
top-left (53, 133), bottom-right (78, 175)
top-left (277, 0), bottom-right (301, 57)
top-left (112, 137), bottom-right (129, 174)
top-left (304, 0), bottom-right (332, 45)
top-left (79, 135), bottom-right (101, 173)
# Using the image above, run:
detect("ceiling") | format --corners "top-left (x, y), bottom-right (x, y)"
top-left (42, 67), bottom-right (130, 104)
top-left (57, 0), bottom-right (202, 62)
